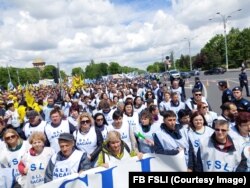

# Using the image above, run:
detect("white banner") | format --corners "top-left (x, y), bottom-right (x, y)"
top-left (38, 152), bottom-right (187, 188)
top-left (0, 168), bottom-right (14, 188)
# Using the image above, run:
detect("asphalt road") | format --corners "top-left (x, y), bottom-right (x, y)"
top-left (183, 70), bottom-right (250, 114)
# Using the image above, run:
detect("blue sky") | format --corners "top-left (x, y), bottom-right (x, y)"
top-left (112, 0), bottom-right (172, 10)
top-left (0, 0), bottom-right (249, 74)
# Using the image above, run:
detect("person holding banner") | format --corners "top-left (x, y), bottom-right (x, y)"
top-left (44, 133), bottom-right (91, 183)
top-left (108, 110), bottom-right (143, 159)
top-left (96, 130), bottom-right (137, 168)
top-left (18, 132), bottom-right (55, 188)
top-left (153, 110), bottom-right (194, 171)
top-left (135, 110), bottom-right (157, 153)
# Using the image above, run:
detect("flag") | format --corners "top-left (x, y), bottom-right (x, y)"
top-left (25, 88), bottom-right (35, 108)
top-left (7, 81), bottom-right (14, 91)
top-left (72, 75), bottom-right (82, 88)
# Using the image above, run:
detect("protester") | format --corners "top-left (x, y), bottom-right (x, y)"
top-left (96, 131), bottom-right (139, 168)
top-left (108, 110), bottom-right (143, 159)
top-left (196, 120), bottom-right (243, 172)
top-left (197, 102), bottom-right (218, 127)
top-left (18, 132), bottom-right (54, 188)
top-left (44, 108), bottom-right (76, 152)
top-left (94, 112), bottom-right (109, 140)
top-left (44, 133), bottom-right (91, 183)
top-left (187, 111), bottom-right (214, 156)
top-left (153, 110), bottom-right (195, 171)
top-left (185, 88), bottom-right (211, 114)
top-left (67, 106), bottom-right (80, 128)
top-left (0, 128), bottom-right (30, 187)
top-left (135, 110), bottom-right (156, 153)
top-left (217, 102), bottom-right (238, 128)
top-left (22, 110), bottom-right (47, 140)
top-left (73, 112), bottom-right (103, 167)
top-left (231, 112), bottom-right (250, 172)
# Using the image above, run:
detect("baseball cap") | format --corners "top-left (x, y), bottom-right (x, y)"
top-left (58, 133), bottom-right (74, 141)
top-left (218, 81), bottom-right (227, 87)
top-left (232, 86), bottom-right (242, 92)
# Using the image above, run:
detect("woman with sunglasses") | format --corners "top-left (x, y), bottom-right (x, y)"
top-left (0, 128), bottom-right (30, 188)
top-left (73, 112), bottom-right (103, 167)
top-left (144, 91), bottom-right (157, 106)
top-left (94, 113), bottom-right (109, 140)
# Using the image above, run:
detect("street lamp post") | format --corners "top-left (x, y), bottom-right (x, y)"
top-left (188, 40), bottom-right (191, 71)
top-left (184, 36), bottom-right (197, 71)
top-left (210, 9), bottom-right (242, 71)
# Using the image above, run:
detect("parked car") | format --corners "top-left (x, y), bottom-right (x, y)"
top-left (204, 67), bottom-right (226, 75)
top-left (168, 70), bottom-right (180, 79)
top-left (189, 70), bottom-right (200, 76)
top-left (180, 71), bottom-right (191, 79)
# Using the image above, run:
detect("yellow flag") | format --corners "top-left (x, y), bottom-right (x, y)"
top-left (18, 105), bottom-right (26, 124)
top-left (25, 88), bottom-right (35, 108)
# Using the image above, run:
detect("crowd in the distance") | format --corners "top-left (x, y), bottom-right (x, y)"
top-left (0, 72), bottom-right (250, 188)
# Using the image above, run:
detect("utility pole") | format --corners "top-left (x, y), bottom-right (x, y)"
top-left (184, 36), bottom-right (197, 71)
top-left (16, 69), bottom-right (20, 85)
top-left (209, 9), bottom-right (242, 71)
top-left (7, 65), bottom-right (11, 83)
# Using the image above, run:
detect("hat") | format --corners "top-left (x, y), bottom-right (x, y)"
top-left (58, 133), bottom-right (74, 141)
top-left (195, 77), bottom-right (200, 81)
top-left (232, 86), bottom-right (242, 92)
top-left (26, 110), bottom-right (39, 118)
top-left (218, 81), bottom-right (227, 87)
top-left (7, 100), bottom-right (14, 105)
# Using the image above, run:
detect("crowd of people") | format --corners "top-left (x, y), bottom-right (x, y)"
top-left (0, 70), bottom-right (250, 188)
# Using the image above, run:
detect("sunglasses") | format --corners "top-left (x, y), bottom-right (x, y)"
top-left (5, 135), bottom-right (16, 141)
top-left (195, 93), bottom-right (202, 96)
top-left (96, 118), bottom-right (104, 122)
top-left (215, 128), bottom-right (228, 133)
top-left (80, 120), bottom-right (90, 124)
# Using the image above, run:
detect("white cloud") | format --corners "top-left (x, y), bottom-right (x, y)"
top-left (0, 0), bottom-right (249, 74)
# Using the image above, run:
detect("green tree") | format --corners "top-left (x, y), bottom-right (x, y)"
top-left (109, 62), bottom-right (121, 74)
top-left (72, 67), bottom-right (84, 78)
top-left (41, 65), bottom-right (56, 79)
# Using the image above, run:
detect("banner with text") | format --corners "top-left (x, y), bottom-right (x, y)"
top-left (38, 152), bottom-right (187, 188)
